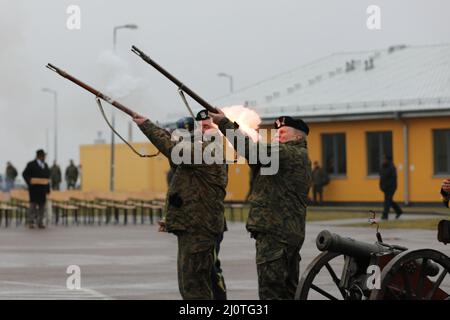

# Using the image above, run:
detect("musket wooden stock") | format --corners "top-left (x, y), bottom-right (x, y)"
top-left (131, 45), bottom-right (219, 114)
top-left (45, 63), bottom-right (137, 118)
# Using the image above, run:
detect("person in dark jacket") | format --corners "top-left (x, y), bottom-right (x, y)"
top-left (22, 149), bottom-right (51, 229)
top-left (441, 178), bottom-right (450, 208)
top-left (379, 155), bottom-right (402, 220)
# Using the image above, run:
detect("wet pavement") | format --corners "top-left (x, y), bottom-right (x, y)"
top-left (0, 218), bottom-right (449, 300)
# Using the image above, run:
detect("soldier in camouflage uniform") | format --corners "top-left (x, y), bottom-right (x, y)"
top-left (65, 160), bottom-right (79, 190)
top-left (50, 161), bottom-right (62, 191)
top-left (210, 111), bottom-right (312, 300)
top-left (133, 112), bottom-right (228, 300)
top-left (195, 109), bottom-right (228, 300)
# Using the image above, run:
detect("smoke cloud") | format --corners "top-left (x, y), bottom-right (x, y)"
top-left (221, 105), bottom-right (261, 142)
top-left (96, 50), bottom-right (144, 100)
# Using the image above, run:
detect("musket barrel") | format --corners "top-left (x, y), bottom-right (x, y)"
top-left (131, 46), bottom-right (219, 113)
top-left (46, 63), bottom-right (136, 117)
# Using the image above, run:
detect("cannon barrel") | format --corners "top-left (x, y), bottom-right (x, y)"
top-left (316, 230), bottom-right (440, 277)
top-left (317, 230), bottom-right (394, 259)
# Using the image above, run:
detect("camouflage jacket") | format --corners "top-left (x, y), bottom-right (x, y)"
top-left (65, 165), bottom-right (79, 182)
top-left (138, 120), bottom-right (228, 239)
top-left (219, 118), bottom-right (312, 245)
top-left (50, 165), bottom-right (62, 183)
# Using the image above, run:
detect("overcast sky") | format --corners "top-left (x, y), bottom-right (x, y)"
top-left (1, 0), bottom-right (449, 175)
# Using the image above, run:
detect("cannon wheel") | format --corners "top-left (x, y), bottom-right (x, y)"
top-left (295, 251), bottom-right (350, 300)
top-left (370, 249), bottom-right (450, 300)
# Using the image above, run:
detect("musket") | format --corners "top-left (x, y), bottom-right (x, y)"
top-left (45, 63), bottom-right (160, 158)
top-left (46, 63), bottom-right (137, 118)
top-left (131, 45), bottom-right (219, 114)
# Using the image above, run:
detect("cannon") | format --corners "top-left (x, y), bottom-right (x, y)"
top-left (296, 229), bottom-right (450, 300)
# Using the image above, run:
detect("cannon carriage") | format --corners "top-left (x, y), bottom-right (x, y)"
top-left (296, 228), bottom-right (450, 300)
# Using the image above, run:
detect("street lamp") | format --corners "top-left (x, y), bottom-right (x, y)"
top-left (218, 72), bottom-right (234, 93)
top-left (110, 24), bottom-right (138, 192)
top-left (113, 24), bottom-right (138, 52)
top-left (42, 88), bottom-right (58, 162)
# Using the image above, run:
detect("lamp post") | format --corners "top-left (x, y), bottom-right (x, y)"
top-left (113, 24), bottom-right (138, 52)
top-left (110, 24), bottom-right (138, 192)
top-left (218, 72), bottom-right (234, 93)
top-left (45, 128), bottom-right (49, 155)
top-left (42, 88), bottom-right (58, 162)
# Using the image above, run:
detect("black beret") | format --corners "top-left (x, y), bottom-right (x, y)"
top-left (195, 109), bottom-right (210, 121)
top-left (274, 116), bottom-right (309, 135)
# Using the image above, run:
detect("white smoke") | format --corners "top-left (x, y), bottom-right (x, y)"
top-left (96, 50), bottom-right (143, 100)
top-left (221, 105), bottom-right (261, 142)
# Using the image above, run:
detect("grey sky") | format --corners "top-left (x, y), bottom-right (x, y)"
top-left (1, 0), bottom-right (449, 175)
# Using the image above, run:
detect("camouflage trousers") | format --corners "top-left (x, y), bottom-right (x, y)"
top-left (211, 233), bottom-right (227, 300)
top-left (254, 233), bottom-right (301, 300)
top-left (177, 232), bottom-right (223, 300)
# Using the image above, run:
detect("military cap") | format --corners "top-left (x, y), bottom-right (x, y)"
top-left (36, 149), bottom-right (47, 157)
top-left (176, 117), bottom-right (195, 132)
top-left (195, 109), bottom-right (210, 121)
top-left (274, 116), bottom-right (309, 135)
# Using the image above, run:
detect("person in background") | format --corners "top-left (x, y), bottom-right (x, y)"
top-left (5, 162), bottom-right (18, 192)
top-left (22, 149), bottom-right (51, 229)
top-left (441, 178), bottom-right (450, 208)
top-left (65, 160), bottom-right (79, 190)
top-left (50, 161), bottom-right (62, 191)
top-left (379, 155), bottom-right (403, 220)
top-left (311, 161), bottom-right (328, 205)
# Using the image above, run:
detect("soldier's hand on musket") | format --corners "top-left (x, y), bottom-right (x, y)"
top-left (132, 113), bottom-right (148, 126)
top-left (209, 109), bottom-right (226, 125)
top-left (157, 219), bottom-right (167, 232)
top-left (442, 179), bottom-right (450, 193)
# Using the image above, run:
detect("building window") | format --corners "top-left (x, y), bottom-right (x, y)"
top-left (366, 131), bottom-right (393, 175)
top-left (433, 129), bottom-right (450, 175)
top-left (322, 133), bottom-right (346, 175)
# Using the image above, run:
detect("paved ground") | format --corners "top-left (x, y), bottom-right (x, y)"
top-left (0, 216), bottom-right (449, 300)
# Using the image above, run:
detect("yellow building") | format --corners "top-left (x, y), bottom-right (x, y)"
top-left (80, 44), bottom-right (450, 205)
top-left (80, 142), bottom-right (252, 201)
top-left (80, 143), bottom-right (169, 194)
top-left (269, 116), bottom-right (449, 204)
top-left (213, 43), bottom-right (450, 205)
